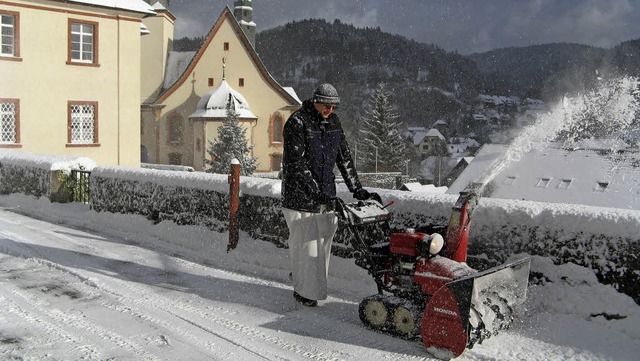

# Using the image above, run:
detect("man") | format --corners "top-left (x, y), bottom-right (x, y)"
top-left (281, 83), bottom-right (370, 307)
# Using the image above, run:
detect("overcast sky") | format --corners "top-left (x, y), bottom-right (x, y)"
top-left (168, 0), bottom-right (640, 54)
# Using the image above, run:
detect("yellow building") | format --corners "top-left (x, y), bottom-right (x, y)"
top-left (0, 0), bottom-right (154, 166)
top-left (140, 1), bottom-right (301, 172)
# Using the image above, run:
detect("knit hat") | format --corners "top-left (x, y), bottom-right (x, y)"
top-left (312, 83), bottom-right (340, 105)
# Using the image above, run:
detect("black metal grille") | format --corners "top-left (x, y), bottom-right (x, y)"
top-left (70, 169), bottom-right (91, 204)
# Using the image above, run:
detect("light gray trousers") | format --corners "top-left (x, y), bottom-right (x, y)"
top-left (282, 207), bottom-right (339, 300)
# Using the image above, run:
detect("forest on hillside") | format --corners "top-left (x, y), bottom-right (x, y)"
top-left (173, 19), bottom-right (640, 139)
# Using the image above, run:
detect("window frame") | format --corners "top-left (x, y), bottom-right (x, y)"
top-left (0, 98), bottom-right (20, 147)
top-left (67, 18), bottom-right (99, 67)
top-left (167, 113), bottom-right (183, 145)
top-left (269, 112), bottom-right (284, 144)
top-left (503, 175), bottom-right (516, 185)
top-left (595, 181), bottom-right (609, 192)
top-left (536, 177), bottom-right (551, 188)
top-left (0, 10), bottom-right (20, 61)
top-left (67, 101), bottom-right (99, 147)
top-left (168, 152), bottom-right (182, 165)
top-left (270, 153), bottom-right (283, 172)
top-left (558, 178), bottom-right (572, 189)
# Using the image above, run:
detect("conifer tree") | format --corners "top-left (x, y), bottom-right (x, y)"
top-left (205, 98), bottom-right (258, 175)
top-left (357, 83), bottom-right (408, 172)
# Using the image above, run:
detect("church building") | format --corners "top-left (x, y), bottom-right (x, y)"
top-left (140, 1), bottom-right (300, 172)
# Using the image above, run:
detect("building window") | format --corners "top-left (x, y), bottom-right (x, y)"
top-left (239, 78), bottom-right (245, 87)
top-left (503, 176), bottom-right (516, 185)
top-left (1, 11), bottom-right (19, 58)
top-left (168, 152), bottom-right (182, 165)
top-left (68, 101), bottom-right (98, 145)
top-left (270, 112), bottom-right (284, 143)
top-left (536, 177), bottom-right (551, 188)
top-left (224, 42), bottom-right (229, 51)
top-left (168, 113), bottom-right (183, 144)
top-left (0, 99), bottom-right (19, 145)
top-left (558, 179), bottom-right (572, 189)
top-left (595, 181), bottom-right (609, 192)
top-left (271, 154), bottom-right (282, 171)
top-left (68, 19), bottom-right (98, 65)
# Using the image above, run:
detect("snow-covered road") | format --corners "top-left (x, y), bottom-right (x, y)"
top-left (1, 197), bottom-right (639, 360)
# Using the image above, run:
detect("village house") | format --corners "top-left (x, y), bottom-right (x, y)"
top-left (0, 0), bottom-right (154, 166)
top-left (447, 142), bottom-right (640, 210)
top-left (409, 128), bottom-right (447, 156)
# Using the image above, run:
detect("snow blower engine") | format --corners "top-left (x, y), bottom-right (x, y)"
top-left (334, 187), bottom-right (531, 360)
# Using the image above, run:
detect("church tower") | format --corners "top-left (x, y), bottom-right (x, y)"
top-left (233, 0), bottom-right (256, 47)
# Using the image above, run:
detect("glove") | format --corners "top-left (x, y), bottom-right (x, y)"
top-left (353, 188), bottom-right (370, 201)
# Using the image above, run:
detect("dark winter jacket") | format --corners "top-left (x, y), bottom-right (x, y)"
top-left (281, 100), bottom-right (362, 212)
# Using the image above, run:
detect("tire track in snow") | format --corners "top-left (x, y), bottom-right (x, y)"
top-left (92, 273), bottom-right (346, 361)
top-left (1, 211), bottom-right (429, 360)
top-left (0, 257), bottom-right (162, 360)
top-left (0, 276), bottom-right (100, 359)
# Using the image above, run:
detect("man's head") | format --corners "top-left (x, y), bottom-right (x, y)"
top-left (312, 83), bottom-right (340, 119)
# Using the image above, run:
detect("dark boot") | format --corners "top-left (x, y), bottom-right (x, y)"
top-left (293, 291), bottom-right (318, 307)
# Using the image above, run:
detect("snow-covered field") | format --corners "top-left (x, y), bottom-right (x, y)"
top-left (1, 193), bottom-right (639, 360)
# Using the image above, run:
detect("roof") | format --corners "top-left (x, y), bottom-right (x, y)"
top-left (400, 182), bottom-right (448, 193)
top-left (283, 87), bottom-right (302, 104)
top-left (190, 79), bottom-right (257, 119)
top-left (154, 7), bottom-right (300, 107)
top-left (162, 51), bottom-right (196, 90)
top-left (413, 128), bottom-right (446, 145)
top-left (447, 143), bottom-right (640, 211)
top-left (58, 0), bottom-right (156, 15)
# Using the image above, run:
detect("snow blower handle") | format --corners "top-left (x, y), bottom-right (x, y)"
top-left (381, 200), bottom-right (395, 209)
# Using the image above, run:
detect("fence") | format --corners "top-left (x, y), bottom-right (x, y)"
top-left (70, 169), bottom-right (91, 204)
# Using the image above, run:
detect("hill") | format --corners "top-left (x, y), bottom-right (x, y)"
top-left (174, 19), bottom-right (640, 137)
top-left (254, 19), bottom-right (481, 134)
top-left (468, 41), bottom-right (640, 100)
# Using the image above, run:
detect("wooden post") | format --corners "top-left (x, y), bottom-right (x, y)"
top-left (227, 159), bottom-right (240, 252)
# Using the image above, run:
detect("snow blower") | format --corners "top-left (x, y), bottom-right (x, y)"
top-left (334, 186), bottom-right (531, 360)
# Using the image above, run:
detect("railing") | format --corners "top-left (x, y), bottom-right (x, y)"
top-left (70, 169), bottom-right (91, 204)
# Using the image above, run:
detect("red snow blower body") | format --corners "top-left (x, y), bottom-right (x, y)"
top-left (335, 187), bottom-right (530, 359)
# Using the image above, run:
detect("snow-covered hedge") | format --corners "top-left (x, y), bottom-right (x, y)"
top-left (0, 151), bottom-right (96, 199)
top-left (87, 166), bottom-right (640, 304)
top-left (1, 152), bottom-right (638, 305)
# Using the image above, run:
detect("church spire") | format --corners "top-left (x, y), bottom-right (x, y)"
top-left (233, 0), bottom-right (256, 47)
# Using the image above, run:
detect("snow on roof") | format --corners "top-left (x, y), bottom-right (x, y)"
top-left (412, 129), bottom-right (446, 145)
top-left (162, 51), bottom-right (196, 90)
top-left (448, 143), bottom-right (640, 210)
top-left (239, 20), bottom-right (256, 27)
top-left (190, 79), bottom-right (257, 119)
top-left (425, 128), bottom-right (446, 140)
top-left (60, 0), bottom-right (156, 15)
top-left (401, 182), bottom-right (448, 193)
top-left (151, 1), bottom-right (167, 11)
top-left (283, 87), bottom-right (302, 104)
top-left (140, 23), bottom-right (150, 35)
